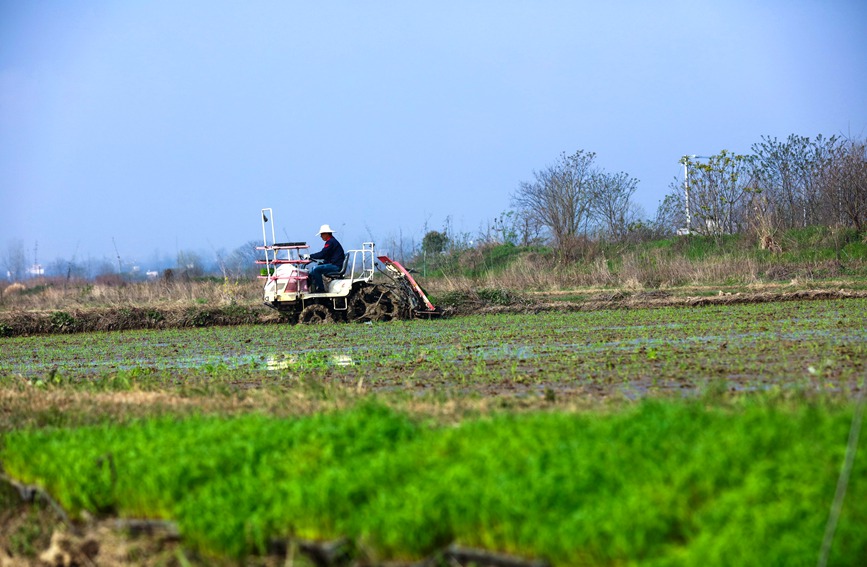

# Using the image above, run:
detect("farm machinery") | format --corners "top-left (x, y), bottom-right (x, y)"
top-left (256, 208), bottom-right (440, 324)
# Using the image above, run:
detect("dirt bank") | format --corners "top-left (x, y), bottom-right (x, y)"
top-left (2, 288), bottom-right (866, 337)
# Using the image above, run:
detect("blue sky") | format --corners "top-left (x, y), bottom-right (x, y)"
top-left (2, 1), bottom-right (865, 269)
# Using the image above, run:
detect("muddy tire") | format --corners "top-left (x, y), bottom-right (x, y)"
top-left (347, 284), bottom-right (406, 322)
top-left (372, 290), bottom-right (402, 322)
top-left (299, 304), bottom-right (333, 324)
top-left (278, 310), bottom-right (300, 325)
top-left (347, 294), bottom-right (373, 322)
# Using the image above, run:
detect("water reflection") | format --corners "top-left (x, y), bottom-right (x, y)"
top-left (266, 353), bottom-right (354, 370)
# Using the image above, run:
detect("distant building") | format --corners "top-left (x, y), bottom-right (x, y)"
top-left (27, 264), bottom-right (44, 277)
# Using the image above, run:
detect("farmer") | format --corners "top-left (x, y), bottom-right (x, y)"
top-left (305, 224), bottom-right (345, 293)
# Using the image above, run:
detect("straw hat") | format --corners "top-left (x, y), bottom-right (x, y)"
top-left (317, 224), bottom-right (335, 235)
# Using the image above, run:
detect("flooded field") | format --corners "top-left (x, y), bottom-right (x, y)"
top-left (3, 298), bottom-right (865, 403)
top-left (2, 297), bottom-right (866, 566)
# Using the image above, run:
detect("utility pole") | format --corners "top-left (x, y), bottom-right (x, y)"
top-left (682, 156), bottom-right (694, 233)
top-left (681, 155), bottom-right (711, 234)
top-left (112, 237), bottom-right (122, 275)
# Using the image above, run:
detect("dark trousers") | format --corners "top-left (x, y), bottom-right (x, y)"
top-left (309, 263), bottom-right (341, 292)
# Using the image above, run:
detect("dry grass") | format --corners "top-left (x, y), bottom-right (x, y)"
top-left (618, 251), bottom-right (763, 288)
top-left (2, 252), bottom-right (864, 322)
top-left (0, 277), bottom-right (262, 312)
top-left (428, 244), bottom-right (867, 298)
top-left (423, 250), bottom-right (772, 294)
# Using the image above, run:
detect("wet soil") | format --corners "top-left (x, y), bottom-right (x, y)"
top-left (2, 287), bottom-right (865, 565)
top-left (2, 287), bottom-right (865, 337)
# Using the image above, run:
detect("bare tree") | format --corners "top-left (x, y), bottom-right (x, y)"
top-left (648, 187), bottom-right (686, 238)
top-left (824, 137), bottom-right (867, 230)
top-left (2, 240), bottom-right (27, 281)
top-left (224, 240), bottom-right (261, 279)
top-left (45, 257), bottom-right (87, 280)
top-left (512, 150), bottom-right (597, 257)
top-left (177, 250), bottom-right (205, 278)
top-left (479, 210), bottom-right (543, 247)
top-left (752, 135), bottom-right (806, 229)
top-left (501, 208), bottom-right (546, 247)
top-left (590, 171), bottom-right (640, 241)
top-left (379, 229), bottom-right (417, 265)
top-left (751, 134), bottom-right (842, 229)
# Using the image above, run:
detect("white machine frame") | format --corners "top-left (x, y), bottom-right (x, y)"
top-left (257, 208), bottom-right (376, 307)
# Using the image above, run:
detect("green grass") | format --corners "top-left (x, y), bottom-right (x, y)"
top-left (417, 242), bottom-right (547, 278)
top-left (2, 400), bottom-right (865, 565)
top-left (629, 227), bottom-right (867, 268)
top-left (410, 227), bottom-right (867, 283)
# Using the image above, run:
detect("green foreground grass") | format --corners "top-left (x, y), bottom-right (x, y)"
top-left (3, 400), bottom-right (865, 566)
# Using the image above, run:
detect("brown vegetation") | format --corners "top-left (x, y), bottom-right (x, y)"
top-left (1, 234), bottom-right (865, 336)
top-left (2, 273), bottom-right (865, 337)
top-left (0, 276), bottom-right (260, 311)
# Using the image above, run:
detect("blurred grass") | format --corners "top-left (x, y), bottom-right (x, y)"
top-left (2, 400), bottom-right (865, 565)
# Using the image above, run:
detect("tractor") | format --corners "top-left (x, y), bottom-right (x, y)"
top-left (256, 208), bottom-right (440, 324)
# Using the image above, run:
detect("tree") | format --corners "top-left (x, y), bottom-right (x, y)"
top-left (479, 210), bottom-right (544, 247)
top-left (2, 240), bottom-right (27, 281)
top-left (421, 230), bottom-right (449, 255)
top-left (512, 150), bottom-right (597, 257)
top-left (681, 151), bottom-right (756, 238)
top-left (379, 230), bottom-right (417, 265)
top-left (590, 171), bottom-right (640, 241)
top-left (224, 240), bottom-right (261, 279)
top-left (91, 257), bottom-right (120, 280)
top-left (45, 257), bottom-right (87, 280)
top-left (750, 134), bottom-right (840, 229)
top-left (824, 137), bottom-right (867, 230)
top-left (177, 250), bottom-right (205, 278)
top-left (652, 186), bottom-right (687, 237)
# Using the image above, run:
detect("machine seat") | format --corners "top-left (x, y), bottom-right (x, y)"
top-left (326, 255), bottom-right (351, 279)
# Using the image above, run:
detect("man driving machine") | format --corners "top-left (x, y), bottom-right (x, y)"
top-left (305, 224), bottom-right (345, 293)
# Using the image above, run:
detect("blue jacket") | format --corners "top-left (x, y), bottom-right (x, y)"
top-left (310, 236), bottom-right (345, 267)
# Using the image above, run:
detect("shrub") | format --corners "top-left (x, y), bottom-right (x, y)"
top-left (49, 311), bottom-right (76, 332)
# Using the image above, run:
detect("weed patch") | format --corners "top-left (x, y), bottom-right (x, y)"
top-left (49, 311), bottom-right (76, 332)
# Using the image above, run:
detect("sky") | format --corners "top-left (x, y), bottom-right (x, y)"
top-left (2, 0), bottom-right (866, 271)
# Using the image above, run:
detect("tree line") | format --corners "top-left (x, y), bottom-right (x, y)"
top-left (4, 132), bottom-right (864, 281)
top-left (670, 134), bottom-right (867, 243)
top-left (497, 133), bottom-right (866, 259)
top-left (0, 241), bottom-right (261, 283)
top-left (413, 133), bottom-right (865, 264)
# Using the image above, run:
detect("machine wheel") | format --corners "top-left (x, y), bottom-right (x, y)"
top-left (279, 310), bottom-right (300, 325)
top-left (373, 291), bottom-right (401, 321)
top-left (347, 294), bottom-right (372, 322)
top-left (347, 284), bottom-right (405, 322)
top-left (299, 304), bottom-right (333, 325)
